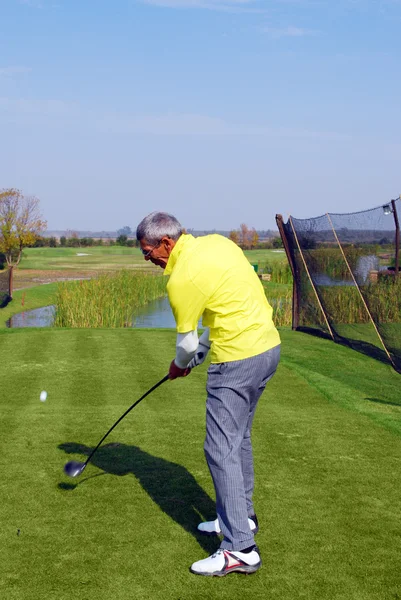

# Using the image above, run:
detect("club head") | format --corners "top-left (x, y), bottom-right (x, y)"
top-left (64, 460), bottom-right (86, 478)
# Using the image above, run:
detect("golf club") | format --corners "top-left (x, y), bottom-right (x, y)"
top-left (64, 373), bottom-right (170, 478)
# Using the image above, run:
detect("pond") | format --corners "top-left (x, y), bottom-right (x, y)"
top-left (6, 296), bottom-right (179, 329)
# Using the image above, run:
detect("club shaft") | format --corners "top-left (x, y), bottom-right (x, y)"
top-left (84, 374), bottom-right (169, 467)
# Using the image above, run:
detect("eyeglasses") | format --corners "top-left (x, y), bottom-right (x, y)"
top-left (141, 241), bottom-right (161, 259)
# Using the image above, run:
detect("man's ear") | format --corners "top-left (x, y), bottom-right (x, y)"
top-left (161, 236), bottom-right (176, 252)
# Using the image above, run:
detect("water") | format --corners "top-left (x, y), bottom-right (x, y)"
top-left (6, 296), bottom-right (178, 329)
top-left (7, 305), bottom-right (57, 328)
top-left (132, 296), bottom-right (177, 328)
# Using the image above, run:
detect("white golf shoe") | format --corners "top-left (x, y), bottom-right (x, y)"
top-left (190, 546), bottom-right (261, 577)
top-left (197, 515), bottom-right (258, 536)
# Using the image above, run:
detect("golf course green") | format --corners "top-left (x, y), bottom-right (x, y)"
top-left (0, 326), bottom-right (400, 600)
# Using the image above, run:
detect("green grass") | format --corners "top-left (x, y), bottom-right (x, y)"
top-left (18, 246), bottom-right (148, 270)
top-left (18, 246), bottom-right (286, 271)
top-left (243, 248), bottom-right (287, 264)
top-left (0, 327), bottom-right (400, 600)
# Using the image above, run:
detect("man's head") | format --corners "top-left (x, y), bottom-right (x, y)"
top-left (136, 212), bottom-right (183, 269)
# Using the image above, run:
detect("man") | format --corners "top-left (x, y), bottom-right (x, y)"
top-left (136, 211), bottom-right (281, 577)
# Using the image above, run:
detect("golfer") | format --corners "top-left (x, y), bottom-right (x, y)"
top-left (136, 211), bottom-right (281, 577)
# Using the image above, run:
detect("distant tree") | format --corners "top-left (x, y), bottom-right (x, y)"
top-left (33, 236), bottom-right (46, 247)
top-left (60, 236), bottom-right (66, 246)
top-left (239, 224), bottom-right (249, 248)
top-left (117, 226), bottom-right (132, 237)
top-left (66, 231), bottom-right (80, 247)
top-left (126, 239), bottom-right (135, 247)
top-left (229, 230), bottom-right (240, 245)
top-left (49, 237), bottom-right (57, 247)
top-left (272, 236), bottom-right (283, 249)
top-left (116, 234), bottom-right (128, 246)
top-left (0, 188), bottom-right (47, 267)
top-left (97, 238), bottom-right (103, 246)
top-left (250, 228), bottom-right (259, 249)
top-left (67, 236), bottom-right (80, 248)
top-left (79, 237), bottom-right (94, 247)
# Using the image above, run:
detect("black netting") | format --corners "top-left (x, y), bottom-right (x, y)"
top-left (0, 268), bottom-right (11, 307)
top-left (281, 199), bottom-right (401, 373)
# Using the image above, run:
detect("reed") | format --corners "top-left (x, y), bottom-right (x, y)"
top-left (299, 278), bottom-right (401, 326)
top-left (263, 284), bottom-right (293, 327)
top-left (261, 260), bottom-right (293, 284)
top-left (54, 270), bottom-right (167, 328)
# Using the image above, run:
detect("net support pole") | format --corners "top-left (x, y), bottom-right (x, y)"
top-left (391, 199), bottom-right (400, 279)
top-left (326, 212), bottom-right (395, 368)
top-left (276, 214), bottom-right (299, 329)
top-left (8, 266), bottom-right (13, 300)
top-left (288, 216), bottom-right (335, 340)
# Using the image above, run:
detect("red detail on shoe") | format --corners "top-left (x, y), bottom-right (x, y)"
top-left (224, 551), bottom-right (245, 570)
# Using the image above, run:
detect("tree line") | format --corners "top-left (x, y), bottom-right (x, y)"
top-left (0, 188), bottom-right (283, 273)
top-left (229, 224), bottom-right (283, 249)
top-left (33, 233), bottom-right (139, 248)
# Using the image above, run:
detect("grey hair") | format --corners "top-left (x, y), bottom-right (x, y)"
top-left (136, 212), bottom-right (183, 245)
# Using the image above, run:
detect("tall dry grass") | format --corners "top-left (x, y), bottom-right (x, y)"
top-left (54, 270), bottom-right (167, 328)
top-left (299, 277), bottom-right (401, 326)
top-left (261, 260), bottom-right (293, 284)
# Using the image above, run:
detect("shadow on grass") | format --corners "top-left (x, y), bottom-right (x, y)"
top-left (297, 326), bottom-right (401, 373)
top-left (366, 397), bottom-right (401, 408)
top-left (58, 441), bottom-right (218, 553)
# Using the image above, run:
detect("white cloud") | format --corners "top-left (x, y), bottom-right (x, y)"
top-left (0, 96), bottom-right (78, 117)
top-left (140, 0), bottom-right (266, 12)
top-left (0, 66), bottom-right (32, 76)
top-left (262, 25), bottom-right (316, 38)
top-left (18, 0), bottom-right (45, 7)
top-left (0, 95), bottom-right (351, 140)
top-left (94, 112), bottom-right (350, 140)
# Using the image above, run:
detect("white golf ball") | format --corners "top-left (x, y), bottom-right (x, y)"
top-left (40, 391), bottom-right (47, 402)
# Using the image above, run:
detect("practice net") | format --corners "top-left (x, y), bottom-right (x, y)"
top-left (0, 267), bottom-right (11, 307)
top-left (277, 198), bottom-right (401, 373)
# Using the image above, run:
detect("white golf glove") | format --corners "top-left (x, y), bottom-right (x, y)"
top-left (187, 343), bottom-right (209, 368)
top-left (187, 328), bottom-right (210, 369)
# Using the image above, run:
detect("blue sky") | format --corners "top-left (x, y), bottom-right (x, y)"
top-left (0, 0), bottom-right (400, 232)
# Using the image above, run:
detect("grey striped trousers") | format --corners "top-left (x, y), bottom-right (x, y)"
top-left (204, 344), bottom-right (281, 551)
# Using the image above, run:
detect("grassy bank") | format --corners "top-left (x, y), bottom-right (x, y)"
top-left (0, 284), bottom-right (58, 328)
top-left (0, 328), bottom-right (400, 600)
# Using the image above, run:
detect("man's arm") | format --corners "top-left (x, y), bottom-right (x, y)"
top-left (169, 328), bottom-right (211, 379)
top-left (175, 330), bottom-right (199, 368)
top-left (168, 330), bottom-right (199, 380)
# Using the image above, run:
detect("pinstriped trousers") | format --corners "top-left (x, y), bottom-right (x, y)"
top-left (204, 344), bottom-right (281, 551)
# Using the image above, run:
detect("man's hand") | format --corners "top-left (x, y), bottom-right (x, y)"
top-left (187, 344), bottom-right (209, 369)
top-left (169, 360), bottom-right (191, 380)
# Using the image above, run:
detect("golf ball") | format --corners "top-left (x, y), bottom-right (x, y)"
top-left (40, 391), bottom-right (47, 402)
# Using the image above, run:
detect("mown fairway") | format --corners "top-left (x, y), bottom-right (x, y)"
top-left (18, 246), bottom-right (149, 270)
top-left (7, 246), bottom-right (288, 293)
top-left (18, 246), bottom-right (286, 271)
top-left (0, 328), bottom-right (400, 600)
